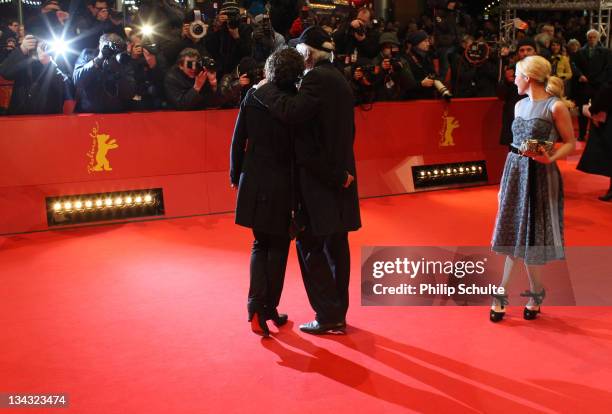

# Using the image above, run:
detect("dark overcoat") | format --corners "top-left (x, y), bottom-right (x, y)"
top-left (230, 85), bottom-right (293, 235)
top-left (256, 60), bottom-right (362, 236)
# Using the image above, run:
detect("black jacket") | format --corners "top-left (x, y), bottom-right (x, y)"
top-left (573, 45), bottom-right (612, 88)
top-left (163, 65), bottom-right (220, 110)
top-left (205, 24), bottom-right (252, 78)
top-left (333, 23), bottom-right (380, 61)
top-left (230, 86), bottom-right (293, 235)
top-left (405, 49), bottom-right (437, 100)
top-left (126, 56), bottom-right (167, 110)
top-left (0, 48), bottom-right (73, 115)
top-left (590, 82), bottom-right (612, 115)
top-left (454, 52), bottom-right (498, 98)
top-left (73, 48), bottom-right (136, 113)
top-left (257, 60), bottom-right (361, 236)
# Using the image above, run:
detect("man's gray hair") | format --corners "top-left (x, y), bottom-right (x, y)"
top-left (296, 43), bottom-right (333, 65)
top-left (586, 29), bottom-right (601, 40)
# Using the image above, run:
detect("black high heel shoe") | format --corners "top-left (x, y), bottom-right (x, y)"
top-left (598, 191), bottom-right (612, 202)
top-left (490, 293), bottom-right (509, 322)
top-left (248, 310), bottom-right (270, 337)
top-left (520, 288), bottom-right (546, 320)
top-left (267, 309), bottom-right (288, 327)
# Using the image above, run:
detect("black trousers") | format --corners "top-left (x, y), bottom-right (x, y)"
top-left (296, 228), bottom-right (350, 324)
top-left (247, 230), bottom-right (290, 317)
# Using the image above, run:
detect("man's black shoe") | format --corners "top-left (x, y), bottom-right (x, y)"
top-left (299, 320), bottom-right (346, 335)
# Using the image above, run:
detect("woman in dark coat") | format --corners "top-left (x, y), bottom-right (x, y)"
top-left (577, 82), bottom-right (612, 201)
top-left (229, 48), bottom-right (305, 337)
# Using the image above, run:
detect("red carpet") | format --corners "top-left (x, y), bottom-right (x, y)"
top-left (1, 158), bottom-right (612, 413)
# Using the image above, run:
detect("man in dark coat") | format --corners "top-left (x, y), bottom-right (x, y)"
top-left (164, 47), bottom-right (221, 110)
top-left (257, 26), bottom-right (361, 334)
top-left (230, 48), bottom-right (305, 336)
top-left (0, 35), bottom-right (73, 115)
top-left (577, 81), bottom-right (612, 201)
top-left (405, 30), bottom-right (438, 100)
top-left (73, 33), bottom-right (136, 113)
top-left (572, 29), bottom-right (612, 140)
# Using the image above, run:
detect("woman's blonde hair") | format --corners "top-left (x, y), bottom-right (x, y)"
top-left (516, 55), bottom-right (573, 107)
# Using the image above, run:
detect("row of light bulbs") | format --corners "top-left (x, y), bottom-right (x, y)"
top-left (418, 165), bottom-right (483, 178)
top-left (53, 194), bottom-right (154, 213)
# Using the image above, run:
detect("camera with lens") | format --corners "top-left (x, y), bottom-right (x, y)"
top-left (109, 9), bottom-right (123, 20)
top-left (242, 67), bottom-right (263, 85)
top-left (142, 43), bottom-right (159, 55)
top-left (384, 57), bottom-right (403, 72)
top-left (354, 64), bottom-right (378, 84)
top-left (189, 10), bottom-right (208, 39)
top-left (201, 56), bottom-right (217, 72)
top-left (428, 74), bottom-right (453, 100)
top-left (352, 23), bottom-right (366, 37)
top-left (101, 39), bottom-right (130, 66)
top-left (221, 9), bottom-right (242, 30)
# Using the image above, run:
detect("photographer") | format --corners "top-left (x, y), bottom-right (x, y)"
top-left (76, 0), bottom-right (125, 51)
top-left (347, 58), bottom-right (378, 107)
top-left (453, 35), bottom-right (497, 98)
top-left (432, 0), bottom-right (471, 83)
top-left (251, 13), bottom-right (285, 64)
top-left (164, 47), bottom-right (221, 110)
top-left (164, 10), bottom-right (211, 67)
top-left (73, 33), bottom-right (136, 113)
top-left (219, 56), bottom-right (262, 108)
top-left (205, 1), bottom-right (253, 79)
top-left (0, 34), bottom-right (74, 115)
top-left (134, 0), bottom-right (185, 46)
top-left (288, 5), bottom-right (317, 39)
top-left (405, 30), bottom-right (451, 100)
top-left (372, 32), bottom-right (416, 101)
top-left (127, 33), bottom-right (167, 110)
top-left (0, 20), bottom-right (20, 64)
top-left (26, 0), bottom-right (75, 45)
top-left (333, 7), bottom-right (380, 61)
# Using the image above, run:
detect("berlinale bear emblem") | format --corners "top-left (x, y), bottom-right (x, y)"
top-left (86, 123), bottom-right (119, 173)
top-left (439, 110), bottom-right (460, 147)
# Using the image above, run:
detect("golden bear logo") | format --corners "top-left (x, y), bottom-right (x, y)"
top-left (87, 123), bottom-right (119, 173)
top-left (439, 110), bottom-right (460, 147)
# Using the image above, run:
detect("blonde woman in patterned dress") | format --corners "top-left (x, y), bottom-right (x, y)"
top-left (490, 55), bottom-right (576, 322)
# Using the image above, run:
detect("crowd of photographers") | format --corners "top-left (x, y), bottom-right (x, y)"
top-left (0, 0), bottom-right (611, 116)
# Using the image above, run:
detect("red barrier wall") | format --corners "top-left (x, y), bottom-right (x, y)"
top-left (0, 98), bottom-right (505, 235)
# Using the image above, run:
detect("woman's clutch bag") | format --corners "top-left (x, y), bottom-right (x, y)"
top-left (519, 139), bottom-right (554, 155)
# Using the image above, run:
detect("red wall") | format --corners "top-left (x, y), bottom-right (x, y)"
top-left (0, 98), bottom-right (505, 235)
